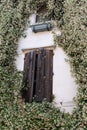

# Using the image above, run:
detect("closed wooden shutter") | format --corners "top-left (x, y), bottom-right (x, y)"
top-left (22, 48), bottom-right (53, 103)
top-left (44, 50), bottom-right (53, 102)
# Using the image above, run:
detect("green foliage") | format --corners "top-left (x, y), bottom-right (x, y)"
top-left (55, 0), bottom-right (87, 129)
top-left (0, 101), bottom-right (71, 130)
top-left (29, 0), bottom-right (64, 26)
top-left (0, 0), bottom-right (87, 129)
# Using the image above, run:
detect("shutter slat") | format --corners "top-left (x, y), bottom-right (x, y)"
top-left (39, 49), bottom-right (45, 101)
top-left (35, 51), bottom-right (40, 101)
top-left (49, 50), bottom-right (53, 102)
top-left (41, 49), bottom-right (46, 100)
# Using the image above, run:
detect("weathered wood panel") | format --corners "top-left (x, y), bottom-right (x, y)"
top-left (35, 49), bottom-right (44, 102)
top-left (27, 51), bottom-right (36, 102)
top-left (44, 50), bottom-right (53, 102)
top-left (21, 53), bottom-right (30, 102)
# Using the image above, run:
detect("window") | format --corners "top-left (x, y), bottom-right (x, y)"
top-left (21, 48), bottom-right (53, 103)
top-left (36, 4), bottom-right (54, 23)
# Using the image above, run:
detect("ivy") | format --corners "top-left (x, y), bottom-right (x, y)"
top-left (0, 0), bottom-right (87, 129)
top-left (56, 0), bottom-right (87, 129)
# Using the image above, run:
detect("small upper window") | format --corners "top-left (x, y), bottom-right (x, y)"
top-left (36, 4), bottom-right (54, 23)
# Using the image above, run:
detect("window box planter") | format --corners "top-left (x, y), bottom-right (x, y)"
top-left (30, 22), bottom-right (53, 33)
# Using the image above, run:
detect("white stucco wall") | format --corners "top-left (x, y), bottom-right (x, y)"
top-left (16, 15), bottom-right (77, 113)
top-left (53, 47), bottom-right (77, 113)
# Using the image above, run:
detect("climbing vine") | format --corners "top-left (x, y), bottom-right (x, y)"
top-left (0, 0), bottom-right (87, 129)
top-left (56, 0), bottom-right (87, 129)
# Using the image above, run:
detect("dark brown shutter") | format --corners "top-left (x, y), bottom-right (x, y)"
top-left (27, 51), bottom-right (36, 102)
top-left (44, 50), bottom-right (53, 102)
top-left (22, 48), bottom-right (53, 103)
top-left (21, 53), bottom-right (30, 102)
top-left (35, 48), bottom-right (45, 102)
top-left (22, 51), bottom-right (36, 102)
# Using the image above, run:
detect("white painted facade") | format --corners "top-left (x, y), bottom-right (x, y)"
top-left (16, 15), bottom-right (77, 113)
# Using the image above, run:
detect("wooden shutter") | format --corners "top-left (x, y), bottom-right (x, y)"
top-left (44, 50), bottom-right (53, 102)
top-left (22, 51), bottom-right (36, 102)
top-left (35, 48), bottom-right (45, 102)
top-left (21, 53), bottom-right (30, 102)
top-left (27, 51), bottom-right (36, 102)
top-left (22, 48), bottom-right (53, 103)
